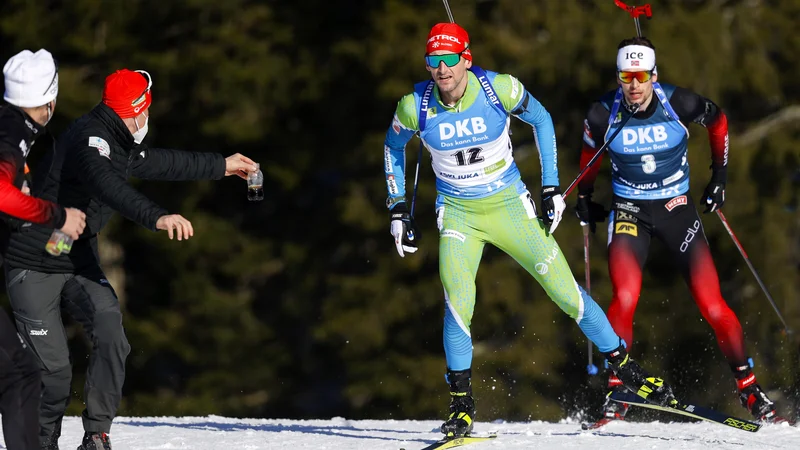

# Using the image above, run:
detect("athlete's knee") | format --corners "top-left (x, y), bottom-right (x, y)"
top-left (92, 311), bottom-right (131, 356)
top-left (698, 300), bottom-right (736, 326)
top-left (444, 295), bottom-right (474, 332)
top-left (612, 285), bottom-right (640, 310)
top-left (443, 283), bottom-right (475, 318)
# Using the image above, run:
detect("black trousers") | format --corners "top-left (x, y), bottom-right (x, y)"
top-left (5, 267), bottom-right (131, 445)
top-left (607, 193), bottom-right (747, 366)
top-left (0, 307), bottom-right (41, 450)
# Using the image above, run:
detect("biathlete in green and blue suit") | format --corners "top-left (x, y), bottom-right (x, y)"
top-left (383, 22), bottom-right (677, 438)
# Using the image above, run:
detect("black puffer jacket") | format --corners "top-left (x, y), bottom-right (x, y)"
top-left (0, 104), bottom-right (65, 257)
top-left (4, 103), bottom-right (225, 273)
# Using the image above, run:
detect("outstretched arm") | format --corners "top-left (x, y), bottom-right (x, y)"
top-left (130, 146), bottom-right (227, 181)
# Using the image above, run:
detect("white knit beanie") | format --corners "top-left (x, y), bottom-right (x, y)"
top-left (3, 49), bottom-right (58, 108)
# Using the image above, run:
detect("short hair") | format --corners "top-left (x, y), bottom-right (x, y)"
top-left (617, 36), bottom-right (655, 50)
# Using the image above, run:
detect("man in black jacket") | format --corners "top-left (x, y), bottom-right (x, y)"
top-left (4, 68), bottom-right (258, 450)
top-left (0, 48), bottom-right (87, 450)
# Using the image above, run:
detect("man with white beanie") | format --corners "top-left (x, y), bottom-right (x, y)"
top-left (0, 49), bottom-right (86, 450)
top-left (3, 65), bottom-right (257, 450)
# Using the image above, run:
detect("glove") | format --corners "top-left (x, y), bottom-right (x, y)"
top-left (540, 186), bottom-right (566, 234)
top-left (702, 182), bottom-right (725, 213)
top-left (702, 168), bottom-right (727, 213)
top-left (389, 202), bottom-right (419, 257)
top-left (575, 192), bottom-right (607, 233)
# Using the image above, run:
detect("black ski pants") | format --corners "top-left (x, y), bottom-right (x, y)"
top-left (5, 266), bottom-right (130, 445)
top-left (0, 307), bottom-right (41, 450)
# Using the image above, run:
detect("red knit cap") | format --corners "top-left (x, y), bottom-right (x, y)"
top-left (102, 69), bottom-right (152, 118)
top-left (426, 23), bottom-right (471, 61)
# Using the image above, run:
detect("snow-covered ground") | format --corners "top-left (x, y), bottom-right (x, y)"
top-left (9, 415), bottom-right (797, 450)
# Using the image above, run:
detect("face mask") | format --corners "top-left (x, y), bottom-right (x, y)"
top-left (45, 103), bottom-right (53, 126)
top-left (132, 114), bottom-right (149, 144)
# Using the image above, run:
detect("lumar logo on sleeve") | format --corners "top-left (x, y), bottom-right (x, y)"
top-left (615, 222), bottom-right (638, 236)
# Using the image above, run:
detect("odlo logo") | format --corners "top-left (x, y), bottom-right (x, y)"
top-left (680, 220), bottom-right (701, 253)
top-left (439, 117), bottom-right (487, 140)
top-left (623, 125), bottom-right (668, 145)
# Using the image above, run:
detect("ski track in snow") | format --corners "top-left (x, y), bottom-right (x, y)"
top-left (1, 415), bottom-right (798, 449)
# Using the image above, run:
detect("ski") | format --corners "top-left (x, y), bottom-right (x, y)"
top-left (608, 390), bottom-right (761, 433)
top-left (581, 417), bottom-right (621, 430)
top-left (403, 434), bottom-right (497, 450)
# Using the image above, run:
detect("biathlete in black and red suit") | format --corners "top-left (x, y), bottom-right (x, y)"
top-left (575, 36), bottom-right (785, 424)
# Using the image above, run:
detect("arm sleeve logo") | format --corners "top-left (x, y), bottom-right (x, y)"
top-left (88, 136), bottom-right (111, 159)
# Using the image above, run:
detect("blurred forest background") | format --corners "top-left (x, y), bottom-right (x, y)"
top-left (1, 0), bottom-right (798, 423)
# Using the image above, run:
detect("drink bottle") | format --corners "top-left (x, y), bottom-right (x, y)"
top-left (45, 230), bottom-right (73, 256)
top-left (248, 165), bottom-right (264, 201)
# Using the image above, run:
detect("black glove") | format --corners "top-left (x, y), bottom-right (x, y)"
top-left (389, 202), bottom-right (419, 257)
top-left (540, 186), bottom-right (566, 233)
top-left (575, 192), bottom-right (607, 233)
top-left (702, 168), bottom-right (727, 213)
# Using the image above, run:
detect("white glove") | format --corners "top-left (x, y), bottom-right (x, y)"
top-left (540, 186), bottom-right (566, 234)
top-left (548, 194), bottom-right (566, 233)
top-left (389, 203), bottom-right (419, 257)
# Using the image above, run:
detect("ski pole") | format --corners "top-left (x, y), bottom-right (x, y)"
top-left (715, 210), bottom-right (793, 334)
top-left (409, 142), bottom-right (423, 218)
top-left (564, 103), bottom-right (640, 198)
top-left (614, 0), bottom-right (653, 37)
top-left (442, 0), bottom-right (455, 23)
top-left (566, 2), bottom-right (650, 199)
top-left (583, 224), bottom-right (599, 375)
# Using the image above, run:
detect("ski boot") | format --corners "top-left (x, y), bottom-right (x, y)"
top-left (77, 432), bottom-right (111, 450)
top-left (601, 376), bottom-right (630, 420)
top-left (41, 422), bottom-right (62, 450)
top-left (41, 437), bottom-right (59, 450)
top-left (582, 375), bottom-right (631, 430)
top-left (733, 364), bottom-right (785, 423)
top-left (440, 369), bottom-right (475, 438)
top-left (604, 344), bottom-right (677, 407)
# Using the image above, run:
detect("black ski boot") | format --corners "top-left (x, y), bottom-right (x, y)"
top-left (440, 369), bottom-right (475, 438)
top-left (733, 364), bottom-right (783, 423)
top-left (41, 437), bottom-right (59, 450)
top-left (601, 376), bottom-right (630, 420)
top-left (582, 374), bottom-right (631, 430)
top-left (77, 432), bottom-right (111, 450)
top-left (604, 344), bottom-right (676, 407)
top-left (41, 421), bottom-right (62, 450)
